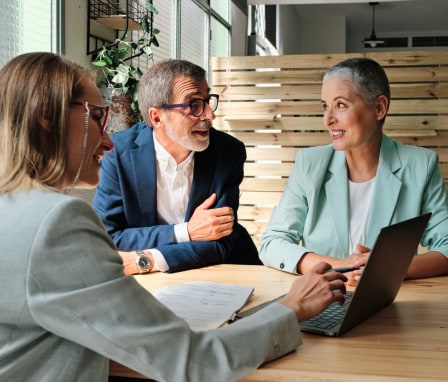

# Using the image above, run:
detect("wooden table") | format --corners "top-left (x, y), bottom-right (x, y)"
top-left (110, 264), bottom-right (448, 381)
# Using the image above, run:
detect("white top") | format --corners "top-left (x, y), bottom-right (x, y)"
top-left (348, 177), bottom-right (375, 254)
top-left (151, 133), bottom-right (195, 271)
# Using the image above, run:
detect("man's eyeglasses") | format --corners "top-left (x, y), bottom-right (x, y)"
top-left (71, 101), bottom-right (110, 135)
top-left (161, 94), bottom-right (219, 117)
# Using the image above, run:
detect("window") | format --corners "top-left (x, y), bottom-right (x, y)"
top-left (0, 0), bottom-right (60, 67)
top-left (210, 16), bottom-right (229, 59)
top-left (180, 1), bottom-right (208, 68)
top-left (151, 0), bottom-right (175, 62)
top-left (152, 0), bottom-right (231, 71)
top-left (210, 0), bottom-right (229, 22)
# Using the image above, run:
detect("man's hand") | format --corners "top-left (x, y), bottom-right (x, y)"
top-left (279, 262), bottom-right (347, 322)
top-left (187, 193), bottom-right (234, 241)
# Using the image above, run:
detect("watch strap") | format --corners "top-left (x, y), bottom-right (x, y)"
top-left (136, 250), bottom-right (152, 274)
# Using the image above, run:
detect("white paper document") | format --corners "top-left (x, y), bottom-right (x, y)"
top-left (153, 281), bottom-right (254, 331)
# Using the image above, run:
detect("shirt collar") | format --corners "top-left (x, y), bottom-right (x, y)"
top-left (153, 130), bottom-right (194, 171)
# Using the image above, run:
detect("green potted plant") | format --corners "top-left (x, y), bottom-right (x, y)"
top-left (92, 1), bottom-right (159, 130)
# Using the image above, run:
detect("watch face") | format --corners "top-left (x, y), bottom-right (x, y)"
top-left (137, 253), bottom-right (151, 273)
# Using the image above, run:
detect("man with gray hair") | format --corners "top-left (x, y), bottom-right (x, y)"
top-left (94, 59), bottom-right (260, 274)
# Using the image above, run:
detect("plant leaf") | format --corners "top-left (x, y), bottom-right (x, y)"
top-left (92, 60), bottom-right (107, 67)
top-left (112, 72), bottom-right (129, 85)
top-left (142, 46), bottom-right (153, 55)
top-left (141, 15), bottom-right (150, 33)
top-left (151, 36), bottom-right (160, 48)
top-left (146, 3), bottom-right (159, 14)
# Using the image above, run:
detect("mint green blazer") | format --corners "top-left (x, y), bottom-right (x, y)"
top-left (260, 134), bottom-right (448, 274)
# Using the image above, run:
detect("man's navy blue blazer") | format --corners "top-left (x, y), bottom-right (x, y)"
top-left (93, 122), bottom-right (260, 272)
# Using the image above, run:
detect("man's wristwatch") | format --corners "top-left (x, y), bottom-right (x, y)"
top-left (136, 250), bottom-right (152, 274)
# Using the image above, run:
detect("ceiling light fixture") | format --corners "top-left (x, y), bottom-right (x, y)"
top-left (362, 2), bottom-right (384, 48)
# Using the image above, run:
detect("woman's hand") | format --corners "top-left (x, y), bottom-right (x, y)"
top-left (280, 262), bottom-right (347, 322)
top-left (343, 244), bottom-right (370, 286)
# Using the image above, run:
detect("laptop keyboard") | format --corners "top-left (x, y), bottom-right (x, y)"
top-left (300, 292), bottom-right (353, 330)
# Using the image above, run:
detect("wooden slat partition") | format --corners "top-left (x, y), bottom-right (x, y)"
top-left (211, 51), bottom-right (448, 247)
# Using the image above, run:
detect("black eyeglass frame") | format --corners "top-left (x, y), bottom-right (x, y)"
top-left (161, 94), bottom-right (219, 117)
top-left (71, 101), bottom-right (110, 135)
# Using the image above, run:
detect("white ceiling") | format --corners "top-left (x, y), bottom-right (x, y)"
top-left (248, 0), bottom-right (448, 37)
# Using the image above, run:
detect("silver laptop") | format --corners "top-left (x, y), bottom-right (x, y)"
top-left (234, 213), bottom-right (431, 336)
top-left (299, 213), bottom-right (431, 336)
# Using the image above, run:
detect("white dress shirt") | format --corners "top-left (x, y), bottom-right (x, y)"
top-left (150, 132), bottom-right (195, 271)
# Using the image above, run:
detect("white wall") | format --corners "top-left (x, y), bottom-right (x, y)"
top-left (64, 0), bottom-right (90, 67)
top-left (231, 3), bottom-right (248, 56)
top-left (279, 5), bottom-right (346, 55)
top-left (299, 15), bottom-right (346, 54)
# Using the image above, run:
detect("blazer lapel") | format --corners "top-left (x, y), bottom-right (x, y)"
top-left (367, 135), bottom-right (402, 245)
top-left (325, 151), bottom-right (350, 254)
top-left (130, 127), bottom-right (158, 223)
top-left (186, 148), bottom-right (216, 219)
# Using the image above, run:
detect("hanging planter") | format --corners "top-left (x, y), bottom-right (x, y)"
top-left (101, 87), bottom-right (140, 134)
top-left (91, 1), bottom-right (160, 129)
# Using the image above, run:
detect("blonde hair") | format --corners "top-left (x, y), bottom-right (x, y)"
top-left (0, 52), bottom-right (92, 192)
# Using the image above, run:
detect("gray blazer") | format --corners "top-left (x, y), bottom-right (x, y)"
top-left (0, 190), bottom-right (300, 382)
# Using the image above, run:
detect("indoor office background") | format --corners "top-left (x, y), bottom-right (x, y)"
top-left (0, 0), bottom-right (246, 72)
top-left (2, 0), bottom-right (446, 206)
top-left (2, 1), bottom-right (448, 73)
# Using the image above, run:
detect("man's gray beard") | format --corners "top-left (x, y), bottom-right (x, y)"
top-left (165, 121), bottom-right (210, 152)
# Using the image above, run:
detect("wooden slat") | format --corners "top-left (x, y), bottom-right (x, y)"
top-left (385, 129), bottom-right (437, 137)
top-left (384, 115), bottom-right (448, 130)
top-left (238, 205), bottom-right (275, 221)
top-left (229, 130), bottom-right (448, 147)
top-left (241, 178), bottom-right (287, 193)
top-left (215, 99), bottom-right (448, 117)
top-left (213, 69), bottom-right (326, 86)
top-left (240, 191), bottom-right (282, 206)
top-left (390, 83), bottom-right (448, 99)
top-left (389, 99), bottom-right (448, 114)
top-left (239, 220), bottom-right (269, 238)
top-left (439, 163), bottom-right (448, 178)
top-left (216, 116), bottom-right (325, 131)
top-left (214, 82), bottom-right (448, 101)
top-left (229, 131), bottom-right (332, 147)
top-left (215, 115), bottom-right (448, 132)
top-left (215, 84), bottom-right (322, 101)
top-left (212, 66), bottom-right (448, 87)
top-left (211, 50), bottom-right (448, 71)
top-left (436, 148), bottom-right (448, 162)
top-left (211, 53), bottom-right (357, 71)
top-left (216, 101), bottom-right (323, 116)
top-left (384, 67), bottom-right (448, 82)
top-left (246, 147), bottom-right (299, 161)
top-left (244, 163), bottom-right (294, 177)
top-left (365, 50), bottom-right (448, 66)
top-left (395, 131), bottom-right (448, 147)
